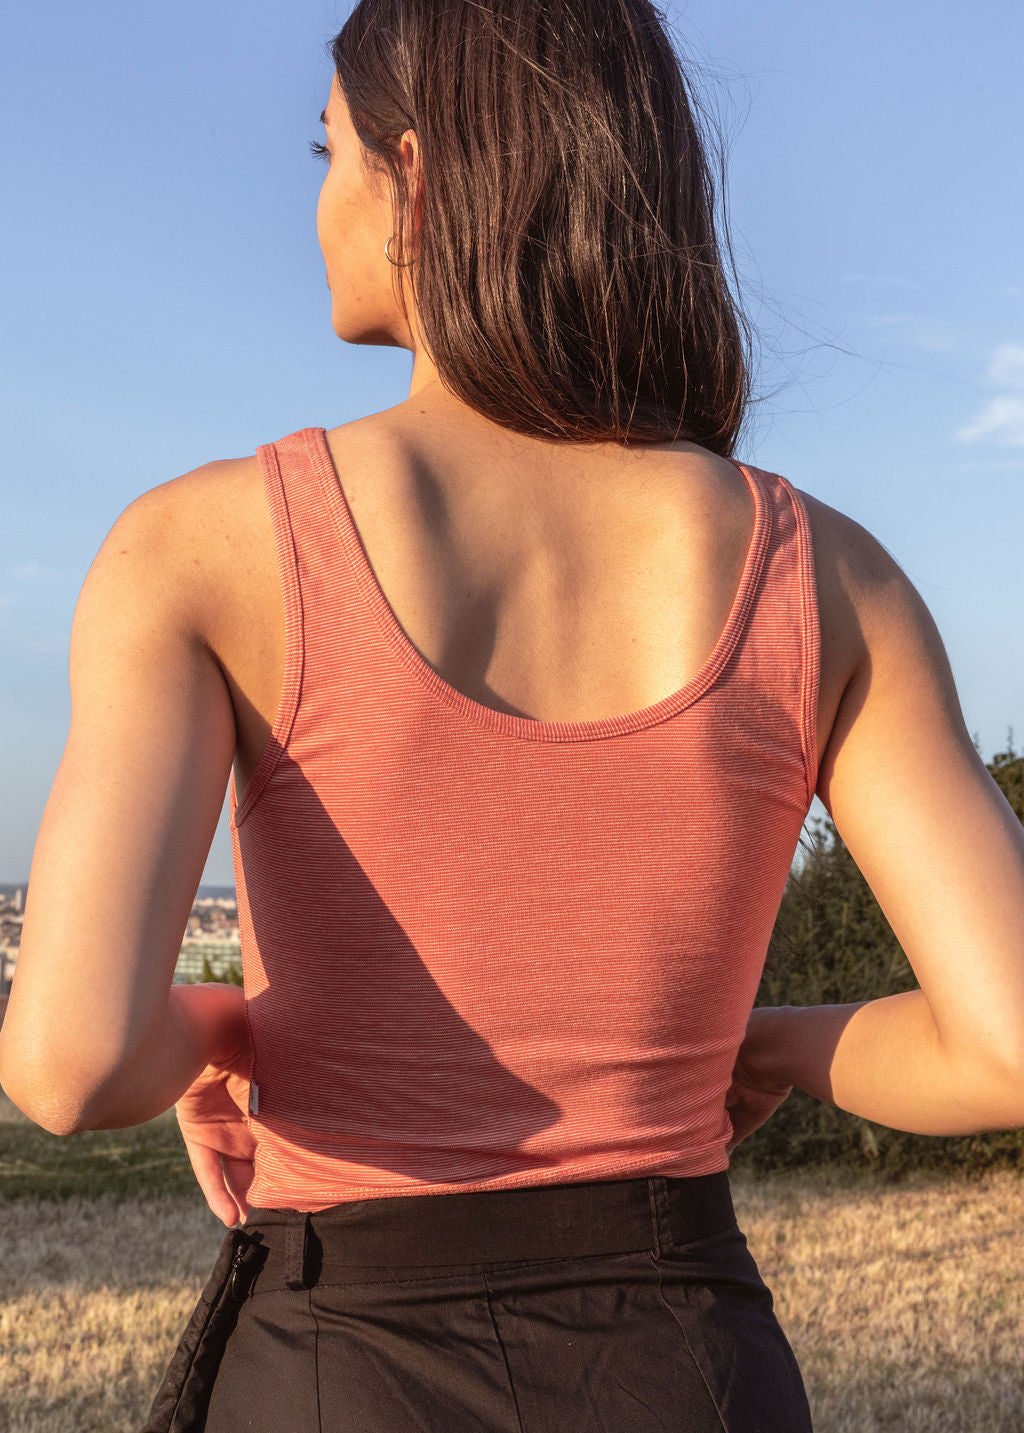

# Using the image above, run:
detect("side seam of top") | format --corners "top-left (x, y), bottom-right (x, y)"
top-left (776, 472), bottom-right (821, 808)
top-left (230, 439), bottom-right (306, 830)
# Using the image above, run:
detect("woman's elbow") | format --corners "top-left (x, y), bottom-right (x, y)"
top-left (0, 1034), bottom-right (118, 1135)
top-left (0, 1070), bottom-right (91, 1135)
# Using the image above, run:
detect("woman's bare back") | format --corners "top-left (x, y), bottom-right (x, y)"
top-left (188, 399), bottom-right (863, 809)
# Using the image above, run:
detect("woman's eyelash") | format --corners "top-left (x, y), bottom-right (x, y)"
top-left (309, 140), bottom-right (330, 162)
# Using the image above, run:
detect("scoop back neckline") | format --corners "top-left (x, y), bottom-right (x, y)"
top-left (310, 425), bottom-right (772, 744)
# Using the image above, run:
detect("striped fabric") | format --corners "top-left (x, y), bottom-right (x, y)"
top-left (229, 426), bottom-right (820, 1211)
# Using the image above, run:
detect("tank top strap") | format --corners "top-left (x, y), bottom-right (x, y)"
top-left (730, 464), bottom-right (821, 808)
top-left (230, 426), bottom-right (375, 828)
top-left (254, 424), bottom-right (375, 644)
top-left (255, 425), bottom-right (350, 584)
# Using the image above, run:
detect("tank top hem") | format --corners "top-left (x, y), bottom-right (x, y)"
top-left (245, 1144), bottom-right (732, 1211)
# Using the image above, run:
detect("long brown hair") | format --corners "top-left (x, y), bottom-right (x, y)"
top-left (328, 0), bottom-right (754, 457)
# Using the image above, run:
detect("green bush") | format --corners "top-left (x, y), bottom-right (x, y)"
top-left (187, 951), bottom-right (243, 986)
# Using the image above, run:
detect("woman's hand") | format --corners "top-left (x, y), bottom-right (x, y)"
top-left (174, 985), bottom-right (256, 1228)
top-left (724, 1006), bottom-right (795, 1156)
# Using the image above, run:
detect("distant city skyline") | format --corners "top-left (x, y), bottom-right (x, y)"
top-left (0, 883), bottom-right (237, 900)
top-left (0, 886), bottom-right (241, 997)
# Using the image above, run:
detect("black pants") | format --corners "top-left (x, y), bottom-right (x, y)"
top-left (142, 1171), bottom-right (814, 1432)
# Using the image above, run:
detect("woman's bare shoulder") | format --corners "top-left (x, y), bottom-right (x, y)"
top-left (792, 482), bottom-right (979, 796)
top-left (796, 485), bottom-right (909, 594)
top-left (781, 481), bottom-right (952, 777)
top-left (794, 483), bottom-right (919, 662)
top-left (104, 452), bottom-right (274, 648)
top-left (112, 451), bottom-right (266, 539)
top-left (149, 450), bottom-right (265, 512)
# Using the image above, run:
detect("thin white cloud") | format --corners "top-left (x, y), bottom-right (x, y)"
top-left (908, 331), bottom-right (958, 354)
top-left (957, 397), bottom-right (1024, 446)
top-left (0, 595), bottom-right (66, 654)
top-left (1003, 285), bottom-right (1024, 298)
top-left (8, 561), bottom-right (66, 581)
top-left (949, 459), bottom-right (1024, 474)
top-left (988, 345), bottom-right (1024, 388)
top-left (956, 343), bottom-right (1024, 448)
top-left (853, 311), bottom-right (958, 354)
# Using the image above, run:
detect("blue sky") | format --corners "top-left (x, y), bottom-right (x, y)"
top-left (2, 0), bottom-right (1021, 885)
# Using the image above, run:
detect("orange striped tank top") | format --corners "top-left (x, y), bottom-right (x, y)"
top-left (229, 425), bottom-right (820, 1211)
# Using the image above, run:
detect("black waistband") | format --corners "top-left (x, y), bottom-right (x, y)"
top-left (238, 1170), bottom-right (736, 1292)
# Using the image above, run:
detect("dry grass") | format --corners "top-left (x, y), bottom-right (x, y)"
top-left (735, 1164), bottom-right (1024, 1431)
top-left (1, 1195), bottom-right (226, 1432)
top-left (2, 1088), bottom-right (1023, 1432)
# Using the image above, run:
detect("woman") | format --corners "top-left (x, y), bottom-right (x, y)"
top-left (2, 1), bottom-right (1023, 1429)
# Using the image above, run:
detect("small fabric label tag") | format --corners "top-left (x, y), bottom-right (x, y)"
top-left (249, 1081), bottom-right (259, 1117)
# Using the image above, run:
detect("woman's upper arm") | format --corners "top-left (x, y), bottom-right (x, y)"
top-left (816, 515), bottom-right (1024, 1076)
top-left (0, 473), bottom-right (237, 1131)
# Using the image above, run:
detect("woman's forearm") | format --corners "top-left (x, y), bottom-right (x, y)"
top-left (69, 983), bottom-right (248, 1133)
top-left (751, 990), bottom-right (1024, 1135)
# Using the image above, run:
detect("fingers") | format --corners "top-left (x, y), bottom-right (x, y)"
top-left (176, 1115), bottom-right (257, 1162)
top-left (222, 1154), bottom-right (255, 1225)
top-left (183, 1137), bottom-right (245, 1228)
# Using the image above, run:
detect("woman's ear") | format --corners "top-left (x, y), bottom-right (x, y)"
top-left (400, 128), bottom-right (424, 240)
